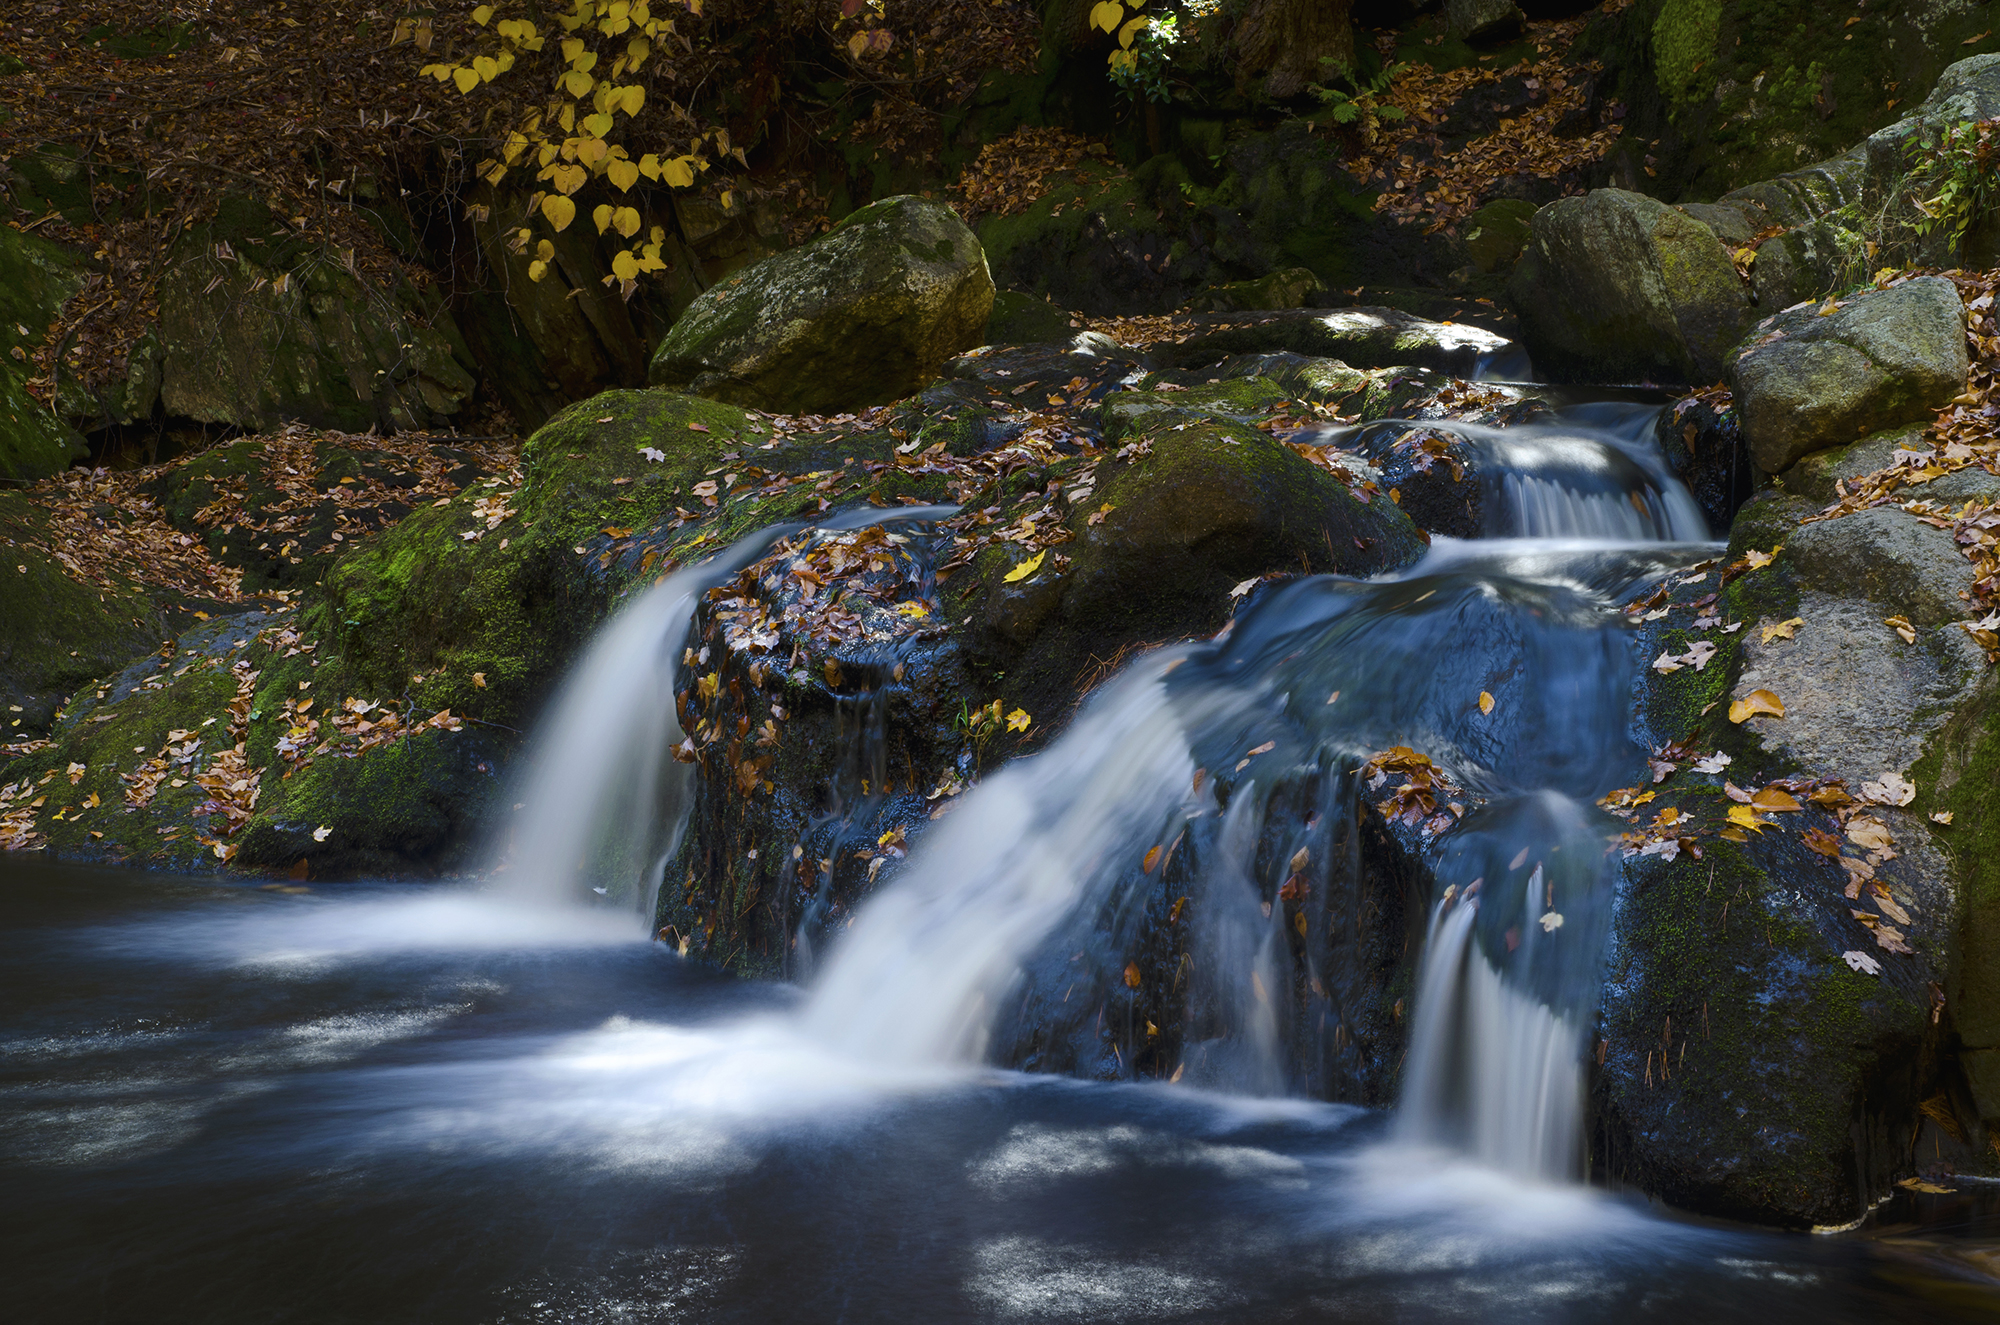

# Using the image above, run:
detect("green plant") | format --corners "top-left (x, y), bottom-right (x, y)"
top-left (1906, 118), bottom-right (2000, 248)
top-left (1306, 57), bottom-right (1407, 147)
top-left (1090, 1), bottom-right (1180, 104)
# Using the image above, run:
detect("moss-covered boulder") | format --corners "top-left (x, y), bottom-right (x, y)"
top-left (0, 492), bottom-right (164, 733)
top-left (1729, 277), bottom-right (1969, 475)
top-left (0, 224), bottom-right (90, 482)
top-left (151, 196), bottom-right (476, 433)
top-left (1186, 267), bottom-right (1327, 313)
top-left (649, 195), bottom-right (994, 415)
top-left (1154, 306), bottom-right (1517, 378)
top-left (984, 291), bottom-right (1078, 345)
top-left (1595, 493), bottom-right (1996, 1225)
top-left (1507, 188), bottom-right (1753, 384)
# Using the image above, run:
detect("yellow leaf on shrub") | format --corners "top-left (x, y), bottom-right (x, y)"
top-left (527, 259), bottom-right (550, 282)
top-left (663, 155), bottom-right (697, 188)
top-left (583, 111), bottom-right (615, 138)
top-left (473, 55), bottom-right (499, 82)
top-left (472, 4), bottom-right (494, 25)
top-left (612, 205), bottom-right (642, 237)
top-left (1089, 1), bottom-right (1125, 33)
top-left (593, 203), bottom-right (615, 233)
top-left (606, 157), bottom-right (641, 191)
top-left (540, 194), bottom-right (578, 232)
top-left (611, 249), bottom-right (640, 281)
top-left (563, 69), bottom-right (595, 97)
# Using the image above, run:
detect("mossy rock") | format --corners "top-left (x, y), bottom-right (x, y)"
top-left (0, 223), bottom-right (91, 481)
top-left (0, 491), bottom-right (164, 733)
top-left (1462, 198), bottom-right (1537, 275)
top-left (985, 291), bottom-right (1078, 345)
top-left (153, 195), bottom-right (476, 433)
top-left (1186, 266), bottom-right (1327, 313)
top-left (650, 195), bottom-right (994, 414)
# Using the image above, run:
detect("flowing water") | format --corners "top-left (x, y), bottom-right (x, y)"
top-left (6, 406), bottom-right (2000, 1321)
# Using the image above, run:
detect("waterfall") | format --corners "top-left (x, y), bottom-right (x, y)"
top-left (485, 530), bottom-right (796, 913)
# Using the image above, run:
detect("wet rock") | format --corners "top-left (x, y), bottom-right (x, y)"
top-left (1508, 188), bottom-right (1753, 385)
top-left (1461, 198), bottom-right (1538, 274)
top-left (1655, 390), bottom-right (1751, 534)
top-left (1152, 307), bottom-right (1517, 378)
top-left (1600, 493), bottom-right (1994, 1225)
top-left (1729, 278), bottom-right (1969, 475)
top-left (650, 195), bottom-right (994, 414)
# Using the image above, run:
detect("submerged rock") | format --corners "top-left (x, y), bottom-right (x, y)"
top-left (1728, 278), bottom-right (1969, 475)
top-left (649, 195), bottom-right (995, 415)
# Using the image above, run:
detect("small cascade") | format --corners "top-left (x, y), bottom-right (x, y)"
top-left (486, 529), bottom-right (797, 913)
top-left (1334, 406), bottom-right (1711, 543)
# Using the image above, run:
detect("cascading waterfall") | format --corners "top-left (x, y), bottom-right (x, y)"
top-left (790, 400), bottom-right (1716, 1183)
top-left (497, 399), bottom-right (1714, 1186)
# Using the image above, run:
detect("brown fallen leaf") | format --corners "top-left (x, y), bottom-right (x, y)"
top-left (1760, 617), bottom-right (1804, 643)
top-left (1750, 786), bottom-right (1801, 812)
top-left (1478, 690), bottom-right (1495, 714)
top-left (1884, 615), bottom-right (1917, 644)
top-left (1802, 828), bottom-right (1843, 857)
top-left (1728, 689), bottom-right (1785, 723)
top-left (1899, 1176), bottom-right (1956, 1194)
top-left (1124, 961), bottom-right (1143, 989)
top-left (1143, 845), bottom-right (1162, 873)
top-left (1848, 816), bottom-right (1895, 851)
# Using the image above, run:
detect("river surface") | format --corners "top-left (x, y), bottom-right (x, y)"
top-left (7, 859), bottom-right (1999, 1325)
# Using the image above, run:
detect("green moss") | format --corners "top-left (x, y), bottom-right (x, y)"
top-left (1652, 0), bottom-right (1722, 108)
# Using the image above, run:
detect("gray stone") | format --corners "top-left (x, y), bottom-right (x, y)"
top-left (1507, 189), bottom-right (1753, 384)
top-left (649, 195), bottom-right (994, 414)
top-left (1730, 277), bottom-right (1969, 474)
top-left (1186, 267), bottom-right (1326, 313)
top-left (1733, 590), bottom-right (1987, 781)
top-left (1780, 427), bottom-right (1922, 505)
top-left (1786, 506), bottom-right (1980, 628)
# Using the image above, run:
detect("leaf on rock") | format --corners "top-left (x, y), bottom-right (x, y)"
top-left (1478, 690), bottom-right (1495, 714)
top-left (1843, 950), bottom-right (1883, 975)
top-left (1728, 689), bottom-right (1785, 723)
top-left (1802, 827), bottom-right (1844, 857)
top-left (312, 825), bottom-right (332, 842)
top-left (1884, 615), bottom-right (1917, 644)
top-left (1693, 751), bottom-right (1731, 773)
top-left (1931, 810), bottom-right (1955, 825)
top-left (1726, 804), bottom-right (1769, 834)
top-left (1860, 771), bottom-right (1916, 806)
top-left (1124, 961), bottom-right (1143, 988)
top-left (1002, 550), bottom-right (1046, 583)
top-left (1847, 815), bottom-right (1895, 851)
top-left (1751, 786), bottom-right (1801, 812)
top-left (1005, 707), bottom-right (1032, 732)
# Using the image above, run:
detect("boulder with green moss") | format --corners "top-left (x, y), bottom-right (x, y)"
top-left (1155, 306), bottom-right (1517, 378)
top-left (0, 224), bottom-right (91, 482)
top-left (1596, 484), bottom-right (1998, 1225)
top-left (649, 195), bottom-right (994, 415)
top-left (1728, 277), bottom-right (1969, 474)
top-left (1507, 188), bottom-right (1752, 384)
top-left (147, 195), bottom-right (477, 434)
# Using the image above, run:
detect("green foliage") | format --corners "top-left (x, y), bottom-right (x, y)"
top-left (1306, 58), bottom-right (1409, 134)
top-left (1107, 12), bottom-right (1179, 104)
top-left (1650, 0), bottom-right (1721, 109)
top-left (1905, 118), bottom-right (2000, 248)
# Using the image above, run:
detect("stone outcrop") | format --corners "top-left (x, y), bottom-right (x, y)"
top-left (649, 195), bottom-right (995, 415)
top-left (1728, 277), bottom-right (1969, 474)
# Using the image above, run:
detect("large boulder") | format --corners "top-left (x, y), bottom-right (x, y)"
top-left (1446, 0), bottom-right (1524, 43)
top-left (649, 195), bottom-right (994, 415)
top-left (147, 196), bottom-right (477, 433)
top-left (1597, 484), bottom-right (1998, 1226)
top-left (1508, 188), bottom-right (1754, 384)
top-left (1728, 277), bottom-right (1968, 475)
top-left (1151, 306), bottom-right (1517, 378)
top-left (0, 224), bottom-right (90, 482)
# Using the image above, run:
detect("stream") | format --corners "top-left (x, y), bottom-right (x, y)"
top-left (7, 401), bottom-right (2000, 1322)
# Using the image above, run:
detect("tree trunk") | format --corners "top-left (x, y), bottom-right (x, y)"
top-left (1234, 0), bottom-right (1357, 99)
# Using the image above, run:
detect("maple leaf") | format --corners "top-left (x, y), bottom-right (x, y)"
top-left (1843, 950), bottom-right (1882, 975)
top-left (1693, 751), bottom-right (1731, 773)
top-left (1860, 771), bottom-right (1916, 806)
top-left (1005, 708), bottom-right (1032, 733)
top-left (1760, 617), bottom-right (1804, 642)
top-left (1003, 550), bottom-right (1046, 583)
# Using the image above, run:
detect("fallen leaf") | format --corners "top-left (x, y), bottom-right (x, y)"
top-left (1751, 786), bottom-right (1801, 812)
top-left (1005, 707), bottom-right (1032, 732)
top-left (1728, 689), bottom-right (1785, 723)
top-left (1540, 910), bottom-right (1564, 932)
top-left (1245, 741), bottom-right (1275, 758)
top-left (1861, 771), bottom-right (1916, 806)
top-left (1143, 845), bottom-right (1162, 873)
top-left (1229, 576), bottom-right (1259, 599)
top-left (1761, 617), bottom-right (1805, 643)
top-left (1726, 804), bottom-right (1769, 834)
top-left (1843, 949), bottom-right (1882, 975)
top-left (1003, 550), bottom-right (1046, 583)
top-left (472, 672), bottom-right (487, 689)
top-left (1693, 751), bottom-right (1731, 773)
top-left (1802, 827), bottom-right (1843, 857)
top-left (1848, 816), bottom-right (1895, 851)
top-left (1884, 615), bottom-right (1916, 645)
top-left (1898, 1177), bottom-right (1956, 1193)
top-left (1478, 690), bottom-right (1495, 714)
top-left (1124, 961), bottom-right (1143, 988)
top-left (1872, 885), bottom-right (1912, 926)
top-left (1931, 810), bottom-right (1955, 825)
top-left (312, 825), bottom-right (332, 842)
